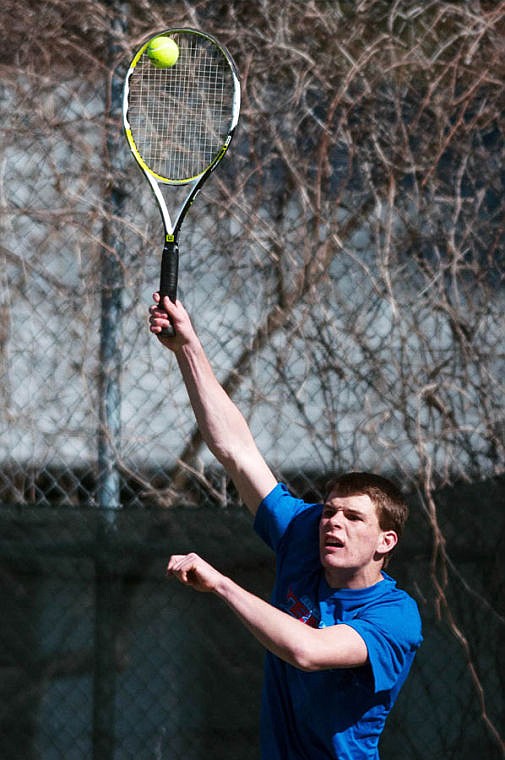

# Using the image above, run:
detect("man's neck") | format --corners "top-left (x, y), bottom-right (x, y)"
top-left (324, 566), bottom-right (384, 590)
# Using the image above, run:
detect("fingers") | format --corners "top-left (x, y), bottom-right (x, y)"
top-left (148, 295), bottom-right (177, 342)
top-left (166, 553), bottom-right (193, 580)
top-left (166, 553), bottom-right (217, 593)
top-left (149, 295), bottom-right (179, 322)
top-left (148, 295), bottom-right (195, 348)
top-left (167, 552), bottom-right (201, 585)
top-left (150, 293), bottom-right (178, 313)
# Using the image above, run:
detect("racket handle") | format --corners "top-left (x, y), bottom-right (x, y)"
top-left (158, 239), bottom-right (179, 338)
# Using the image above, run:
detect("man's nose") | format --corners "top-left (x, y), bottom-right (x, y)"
top-left (327, 509), bottom-right (343, 526)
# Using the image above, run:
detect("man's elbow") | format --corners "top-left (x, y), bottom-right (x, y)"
top-left (286, 638), bottom-right (369, 672)
top-left (287, 642), bottom-right (322, 672)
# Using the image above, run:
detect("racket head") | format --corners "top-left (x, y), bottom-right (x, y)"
top-left (123, 28), bottom-right (241, 187)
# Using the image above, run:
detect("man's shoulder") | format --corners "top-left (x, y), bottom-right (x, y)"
top-left (364, 574), bottom-right (419, 610)
top-left (255, 482), bottom-right (322, 553)
top-left (352, 575), bottom-right (422, 638)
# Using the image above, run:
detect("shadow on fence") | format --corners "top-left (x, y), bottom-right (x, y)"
top-left (0, 474), bottom-right (504, 759)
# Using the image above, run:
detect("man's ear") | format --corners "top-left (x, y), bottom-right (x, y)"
top-left (378, 530), bottom-right (398, 555)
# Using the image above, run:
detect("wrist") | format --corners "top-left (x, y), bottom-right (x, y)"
top-left (212, 573), bottom-right (234, 600)
top-left (175, 334), bottom-right (203, 360)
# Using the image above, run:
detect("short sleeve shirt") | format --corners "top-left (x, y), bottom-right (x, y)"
top-left (254, 483), bottom-right (423, 760)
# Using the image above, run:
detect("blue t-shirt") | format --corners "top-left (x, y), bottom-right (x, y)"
top-left (254, 483), bottom-right (423, 760)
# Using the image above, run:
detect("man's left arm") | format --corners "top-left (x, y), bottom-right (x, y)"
top-left (167, 553), bottom-right (368, 671)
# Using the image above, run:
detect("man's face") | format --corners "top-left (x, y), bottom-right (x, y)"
top-left (319, 491), bottom-right (395, 588)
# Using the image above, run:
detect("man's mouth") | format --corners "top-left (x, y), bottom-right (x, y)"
top-left (325, 537), bottom-right (344, 548)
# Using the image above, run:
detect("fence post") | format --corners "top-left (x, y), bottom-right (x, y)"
top-left (97, 0), bottom-right (128, 520)
top-left (94, 2), bottom-right (129, 758)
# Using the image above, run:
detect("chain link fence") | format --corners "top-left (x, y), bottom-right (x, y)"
top-left (1, 0), bottom-right (504, 758)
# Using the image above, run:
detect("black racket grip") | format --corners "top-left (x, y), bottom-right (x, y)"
top-left (158, 239), bottom-right (179, 338)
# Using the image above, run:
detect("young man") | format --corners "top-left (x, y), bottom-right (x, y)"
top-left (149, 295), bottom-right (422, 760)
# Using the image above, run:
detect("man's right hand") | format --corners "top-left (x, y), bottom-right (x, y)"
top-left (149, 294), bottom-right (197, 351)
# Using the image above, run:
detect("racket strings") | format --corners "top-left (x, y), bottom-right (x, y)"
top-left (128, 34), bottom-right (233, 181)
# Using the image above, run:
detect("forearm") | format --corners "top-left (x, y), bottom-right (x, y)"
top-left (215, 576), bottom-right (368, 671)
top-left (168, 552), bottom-right (369, 671)
top-left (167, 553), bottom-right (304, 665)
top-left (150, 295), bottom-right (248, 457)
top-left (150, 297), bottom-right (277, 512)
top-left (214, 574), bottom-right (314, 670)
top-left (174, 338), bottom-right (277, 512)
top-left (175, 339), bottom-right (255, 464)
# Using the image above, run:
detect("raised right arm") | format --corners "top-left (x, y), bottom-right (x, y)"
top-left (149, 296), bottom-right (277, 515)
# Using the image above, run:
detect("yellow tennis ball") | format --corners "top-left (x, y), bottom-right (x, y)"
top-left (146, 36), bottom-right (179, 68)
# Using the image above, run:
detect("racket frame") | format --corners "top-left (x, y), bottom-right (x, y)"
top-left (122, 27), bottom-right (241, 327)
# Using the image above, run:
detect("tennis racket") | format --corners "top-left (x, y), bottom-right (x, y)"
top-left (123, 28), bottom-right (241, 336)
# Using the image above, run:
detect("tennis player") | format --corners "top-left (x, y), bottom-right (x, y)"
top-left (149, 295), bottom-right (422, 760)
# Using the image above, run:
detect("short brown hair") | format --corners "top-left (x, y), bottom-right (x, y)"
top-left (325, 472), bottom-right (409, 566)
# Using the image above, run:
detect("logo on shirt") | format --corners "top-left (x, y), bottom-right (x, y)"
top-left (285, 588), bottom-right (320, 628)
